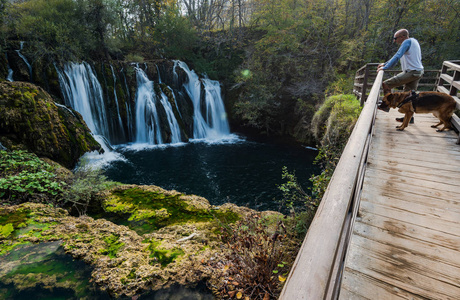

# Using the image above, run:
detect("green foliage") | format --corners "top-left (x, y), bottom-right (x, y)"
top-left (278, 166), bottom-right (312, 213)
top-left (311, 94), bottom-right (362, 150)
top-left (0, 150), bottom-right (66, 202)
top-left (9, 0), bottom-right (90, 59)
top-left (151, 3), bottom-right (197, 60)
top-left (277, 166), bottom-right (321, 237)
top-left (60, 164), bottom-right (111, 216)
top-left (125, 53), bottom-right (144, 63)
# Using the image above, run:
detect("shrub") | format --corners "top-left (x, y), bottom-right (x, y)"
top-left (125, 53), bottom-right (144, 63)
top-left (278, 166), bottom-right (321, 237)
top-left (210, 213), bottom-right (294, 299)
top-left (60, 163), bottom-right (113, 216)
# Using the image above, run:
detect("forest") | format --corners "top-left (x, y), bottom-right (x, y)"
top-left (1, 0), bottom-right (460, 141)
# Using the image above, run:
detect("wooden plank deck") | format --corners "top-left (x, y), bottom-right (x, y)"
top-left (339, 108), bottom-right (460, 299)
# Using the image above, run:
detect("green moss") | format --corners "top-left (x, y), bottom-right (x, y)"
top-left (147, 240), bottom-right (184, 267)
top-left (0, 223), bottom-right (14, 238)
top-left (99, 234), bottom-right (124, 259)
top-left (120, 269), bottom-right (137, 285)
top-left (101, 188), bottom-right (240, 234)
top-left (0, 209), bottom-right (31, 228)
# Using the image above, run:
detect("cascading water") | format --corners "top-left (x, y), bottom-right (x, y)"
top-left (177, 61), bottom-right (209, 138)
top-left (167, 86), bottom-right (182, 119)
top-left (56, 62), bottom-right (110, 138)
top-left (159, 91), bottom-right (182, 144)
top-left (121, 68), bottom-right (134, 140)
top-left (134, 67), bottom-right (164, 144)
top-left (110, 65), bottom-right (125, 137)
top-left (54, 60), bottom-right (230, 148)
top-left (16, 41), bottom-right (32, 81)
top-left (56, 62), bottom-right (126, 167)
top-left (5, 53), bottom-right (13, 82)
top-left (134, 67), bottom-right (182, 144)
top-left (203, 78), bottom-right (230, 136)
top-left (176, 61), bottom-right (230, 139)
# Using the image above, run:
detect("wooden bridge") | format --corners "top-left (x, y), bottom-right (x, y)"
top-left (279, 61), bottom-right (460, 299)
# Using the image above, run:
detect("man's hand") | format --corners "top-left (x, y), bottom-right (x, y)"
top-left (377, 63), bottom-right (385, 73)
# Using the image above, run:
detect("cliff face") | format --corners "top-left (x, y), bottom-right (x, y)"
top-left (0, 81), bottom-right (101, 169)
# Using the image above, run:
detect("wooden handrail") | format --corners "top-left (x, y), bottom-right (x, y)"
top-left (279, 71), bottom-right (384, 299)
top-left (354, 63), bottom-right (440, 104)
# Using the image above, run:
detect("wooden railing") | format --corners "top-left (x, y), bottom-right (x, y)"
top-left (353, 63), bottom-right (439, 105)
top-left (279, 71), bottom-right (385, 300)
top-left (280, 60), bottom-right (460, 299)
top-left (436, 60), bottom-right (460, 144)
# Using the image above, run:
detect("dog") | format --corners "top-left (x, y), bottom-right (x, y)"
top-left (378, 91), bottom-right (457, 131)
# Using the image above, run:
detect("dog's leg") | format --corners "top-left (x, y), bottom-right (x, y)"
top-left (431, 121), bottom-right (442, 128)
top-left (396, 112), bottom-right (413, 131)
top-left (436, 118), bottom-right (453, 132)
top-left (436, 111), bottom-right (454, 132)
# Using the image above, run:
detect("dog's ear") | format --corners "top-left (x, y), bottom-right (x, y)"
top-left (385, 94), bottom-right (393, 105)
top-left (390, 93), bottom-right (400, 107)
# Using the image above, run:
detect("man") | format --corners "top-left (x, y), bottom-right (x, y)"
top-left (377, 29), bottom-right (424, 123)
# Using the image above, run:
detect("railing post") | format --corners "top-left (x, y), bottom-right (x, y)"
top-left (360, 65), bottom-right (370, 106)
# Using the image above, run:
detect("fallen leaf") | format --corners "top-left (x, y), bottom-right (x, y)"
top-left (278, 275), bottom-right (286, 282)
top-left (236, 291), bottom-right (243, 299)
top-left (263, 292), bottom-right (270, 300)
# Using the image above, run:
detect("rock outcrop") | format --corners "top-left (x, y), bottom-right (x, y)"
top-left (0, 81), bottom-right (101, 168)
top-left (0, 185), bottom-right (292, 298)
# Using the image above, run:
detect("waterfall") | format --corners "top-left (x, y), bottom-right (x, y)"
top-left (134, 67), bottom-right (182, 144)
top-left (53, 60), bottom-right (230, 149)
top-left (5, 53), bottom-right (13, 82)
top-left (159, 91), bottom-right (182, 144)
top-left (16, 41), bottom-right (32, 81)
top-left (177, 61), bottom-right (230, 139)
top-left (56, 62), bottom-right (110, 139)
top-left (134, 67), bottom-right (163, 144)
top-left (203, 78), bottom-right (230, 135)
top-left (110, 65), bottom-right (125, 137)
top-left (167, 86), bottom-right (182, 120)
top-left (173, 61), bottom-right (179, 86)
top-left (156, 64), bottom-right (162, 83)
top-left (121, 68), bottom-right (134, 140)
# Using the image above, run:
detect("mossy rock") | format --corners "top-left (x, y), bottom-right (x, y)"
top-left (101, 185), bottom-right (240, 235)
top-left (0, 81), bottom-right (102, 169)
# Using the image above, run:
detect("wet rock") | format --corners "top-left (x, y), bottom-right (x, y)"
top-left (0, 81), bottom-right (101, 168)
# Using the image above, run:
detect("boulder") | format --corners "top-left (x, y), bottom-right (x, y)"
top-left (0, 81), bottom-right (101, 169)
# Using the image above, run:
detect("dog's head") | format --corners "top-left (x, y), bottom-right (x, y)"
top-left (380, 92), bottom-right (407, 110)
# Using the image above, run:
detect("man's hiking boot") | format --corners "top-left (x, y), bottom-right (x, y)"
top-left (396, 117), bottom-right (414, 124)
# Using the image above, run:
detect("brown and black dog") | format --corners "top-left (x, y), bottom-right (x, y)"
top-left (378, 91), bottom-right (457, 131)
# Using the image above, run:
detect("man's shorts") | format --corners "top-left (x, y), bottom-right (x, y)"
top-left (384, 69), bottom-right (424, 91)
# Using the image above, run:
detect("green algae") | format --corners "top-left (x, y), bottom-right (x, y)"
top-left (146, 240), bottom-right (185, 268)
top-left (99, 234), bottom-right (124, 259)
top-left (0, 224), bottom-right (14, 238)
top-left (0, 209), bottom-right (31, 228)
top-left (0, 207), bottom-right (59, 256)
top-left (100, 187), bottom-right (240, 235)
top-left (0, 242), bottom-right (110, 300)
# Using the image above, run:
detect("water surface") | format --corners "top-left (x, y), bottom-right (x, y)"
top-left (104, 135), bottom-right (319, 212)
